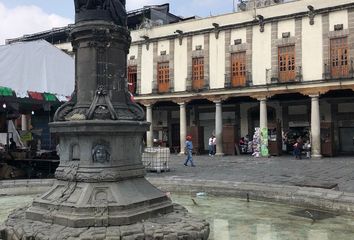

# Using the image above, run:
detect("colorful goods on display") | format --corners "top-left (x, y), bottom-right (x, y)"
top-left (260, 127), bottom-right (269, 157)
top-left (252, 128), bottom-right (261, 157)
top-left (0, 87), bottom-right (14, 97)
top-left (252, 127), bottom-right (269, 158)
top-left (0, 86), bottom-right (69, 103)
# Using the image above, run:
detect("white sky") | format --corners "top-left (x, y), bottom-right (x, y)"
top-left (0, 2), bottom-right (71, 44)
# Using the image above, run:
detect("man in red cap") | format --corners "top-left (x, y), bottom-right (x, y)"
top-left (184, 135), bottom-right (195, 167)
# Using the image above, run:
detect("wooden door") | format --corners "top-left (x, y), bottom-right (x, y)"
top-left (127, 65), bottom-right (137, 94)
top-left (157, 62), bottom-right (170, 93)
top-left (192, 57), bottom-right (204, 90)
top-left (222, 124), bottom-right (237, 155)
top-left (278, 45), bottom-right (295, 82)
top-left (187, 126), bottom-right (204, 154)
top-left (330, 37), bottom-right (349, 78)
top-left (231, 52), bottom-right (246, 87)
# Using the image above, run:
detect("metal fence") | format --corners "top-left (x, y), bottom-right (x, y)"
top-left (142, 147), bottom-right (170, 173)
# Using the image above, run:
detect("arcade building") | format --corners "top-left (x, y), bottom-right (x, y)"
top-left (129, 0), bottom-right (354, 157)
top-left (7, 0), bottom-right (354, 157)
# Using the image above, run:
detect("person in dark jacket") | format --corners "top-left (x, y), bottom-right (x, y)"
top-left (293, 137), bottom-right (303, 159)
top-left (9, 138), bottom-right (17, 151)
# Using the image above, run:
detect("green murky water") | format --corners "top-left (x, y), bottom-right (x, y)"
top-left (1, 194), bottom-right (354, 239)
top-left (171, 194), bottom-right (354, 240)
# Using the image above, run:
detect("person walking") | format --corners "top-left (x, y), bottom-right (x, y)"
top-left (208, 135), bottom-right (215, 156)
top-left (293, 137), bottom-right (303, 160)
top-left (184, 135), bottom-right (195, 167)
top-left (212, 136), bottom-right (216, 156)
top-left (304, 139), bottom-right (311, 159)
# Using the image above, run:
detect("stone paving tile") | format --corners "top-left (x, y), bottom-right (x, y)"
top-left (146, 154), bottom-right (354, 193)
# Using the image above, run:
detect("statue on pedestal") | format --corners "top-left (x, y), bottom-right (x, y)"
top-left (74, 0), bottom-right (127, 26)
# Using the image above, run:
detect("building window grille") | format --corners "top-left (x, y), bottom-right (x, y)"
top-left (330, 37), bottom-right (349, 78)
top-left (157, 62), bottom-right (170, 93)
top-left (231, 52), bottom-right (247, 87)
top-left (192, 57), bottom-right (204, 90)
top-left (127, 65), bottom-right (137, 94)
top-left (278, 45), bottom-right (295, 82)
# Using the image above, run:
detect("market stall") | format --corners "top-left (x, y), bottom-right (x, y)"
top-left (0, 40), bottom-right (74, 178)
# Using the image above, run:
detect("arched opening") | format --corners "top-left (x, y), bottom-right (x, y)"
top-left (152, 101), bottom-right (179, 149)
top-left (321, 89), bottom-right (354, 155)
top-left (70, 144), bottom-right (80, 161)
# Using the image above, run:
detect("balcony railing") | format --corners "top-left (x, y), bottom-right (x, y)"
top-left (186, 78), bottom-right (210, 92)
top-left (323, 60), bottom-right (354, 80)
top-left (224, 71), bottom-right (252, 88)
top-left (268, 66), bottom-right (303, 84)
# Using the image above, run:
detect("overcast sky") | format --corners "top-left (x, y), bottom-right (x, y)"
top-left (0, 0), bottom-right (236, 45)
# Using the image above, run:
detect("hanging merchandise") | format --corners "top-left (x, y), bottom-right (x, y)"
top-left (15, 91), bottom-right (29, 98)
top-left (43, 93), bottom-right (58, 102)
top-left (252, 127), bottom-right (261, 158)
top-left (28, 91), bottom-right (44, 101)
top-left (0, 87), bottom-right (14, 97)
top-left (55, 94), bottom-right (69, 102)
top-left (260, 127), bottom-right (269, 157)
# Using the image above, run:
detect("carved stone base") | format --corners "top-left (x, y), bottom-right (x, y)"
top-left (23, 120), bottom-right (174, 228)
top-left (2, 205), bottom-right (210, 240)
top-left (26, 178), bottom-right (173, 228)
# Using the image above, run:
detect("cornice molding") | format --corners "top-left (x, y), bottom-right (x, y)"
top-left (135, 83), bottom-right (354, 103)
top-left (131, 3), bottom-right (354, 46)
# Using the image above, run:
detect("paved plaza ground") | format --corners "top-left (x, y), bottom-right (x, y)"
top-left (147, 154), bottom-right (354, 193)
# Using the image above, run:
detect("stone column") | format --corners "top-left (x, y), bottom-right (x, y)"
top-left (311, 95), bottom-right (322, 158)
top-left (21, 115), bottom-right (28, 131)
top-left (259, 98), bottom-right (268, 130)
top-left (215, 100), bottom-right (224, 156)
top-left (145, 104), bottom-right (153, 147)
top-left (259, 98), bottom-right (269, 157)
top-left (179, 102), bottom-right (187, 155)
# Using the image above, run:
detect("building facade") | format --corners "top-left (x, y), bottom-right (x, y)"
top-left (128, 0), bottom-right (354, 157)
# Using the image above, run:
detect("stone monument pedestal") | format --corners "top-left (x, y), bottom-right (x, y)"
top-left (1, 1), bottom-right (210, 239)
top-left (1, 120), bottom-right (210, 239)
top-left (3, 204), bottom-right (209, 240)
top-left (26, 121), bottom-right (174, 228)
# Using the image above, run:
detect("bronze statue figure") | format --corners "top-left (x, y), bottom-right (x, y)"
top-left (74, 0), bottom-right (127, 26)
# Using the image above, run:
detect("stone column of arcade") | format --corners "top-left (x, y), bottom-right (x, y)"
top-left (21, 115), bottom-right (28, 131)
top-left (145, 104), bottom-right (153, 148)
top-left (215, 100), bottom-right (224, 156)
top-left (259, 98), bottom-right (268, 130)
top-left (259, 98), bottom-right (269, 157)
top-left (311, 94), bottom-right (322, 159)
top-left (2, 1), bottom-right (209, 239)
top-left (179, 102), bottom-right (187, 155)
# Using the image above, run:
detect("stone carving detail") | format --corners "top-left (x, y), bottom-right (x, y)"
top-left (87, 86), bottom-right (118, 120)
top-left (256, 15), bottom-right (265, 33)
top-left (92, 143), bottom-right (111, 163)
top-left (56, 167), bottom-right (145, 182)
top-left (70, 143), bottom-right (81, 161)
top-left (53, 91), bottom-right (77, 122)
top-left (307, 5), bottom-right (316, 25)
top-left (74, 0), bottom-right (127, 26)
top-left (4, 205), bottom-right (210, 239)
top-left (55, 162), bottom-right (80, 181)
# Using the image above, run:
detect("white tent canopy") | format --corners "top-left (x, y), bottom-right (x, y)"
top-left (0, 40), bottom-right (74, 97)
